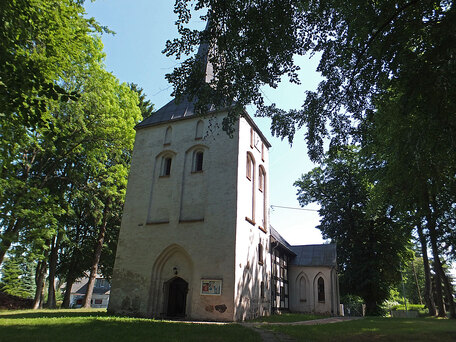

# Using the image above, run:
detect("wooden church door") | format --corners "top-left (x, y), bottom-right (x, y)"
top-left (166, 277), bottom-right (188, 317)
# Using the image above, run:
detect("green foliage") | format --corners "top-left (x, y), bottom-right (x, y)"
top-left (129, 83), bottom-right (155, 120)
top-left (391, 304), bottom-right (426, 312)
top-left (0, 257), bottom-right (35, 299)
top-left (0, 0), bottom-right (143, 307)
top-left (398, 255), bottom-right (426, 305)
top-left (295, 147), bottom-right (412, 315)
top-left (165, 1), bottom-right (456, 161)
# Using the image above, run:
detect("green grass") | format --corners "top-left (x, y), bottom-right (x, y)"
top-left (249, 312), bottom-right (326, 323)
top-left (262, 317), bottom-right (456, 341)
top-left (0, 309), bottom-right (261, 342)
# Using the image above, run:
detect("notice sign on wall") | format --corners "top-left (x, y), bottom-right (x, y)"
top-left (200, 279), bottom-right (222, 295)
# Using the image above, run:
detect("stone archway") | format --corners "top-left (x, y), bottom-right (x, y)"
top-left (165, 277), bottom-right (188, 317)
top-left (148, 244), bottom-right (194, 318)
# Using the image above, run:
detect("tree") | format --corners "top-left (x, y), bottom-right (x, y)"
top-left (0, 255), bottom-right (35, 299)
top-left (129, 83), bottom-right (155, 120)
top-left (294, 147), bottom-right (412, 315)
top-left (0, 0), bottom-right (142, 310)
top-left (0, 0), bottom-right (107, 267)
top-left (165, 1), bottom-right (455, 160)
top-left (360, 75), bottom-right (456, 317)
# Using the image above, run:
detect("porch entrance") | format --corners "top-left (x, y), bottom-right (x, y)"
top-left (166, 277), bottom-right (188, 317)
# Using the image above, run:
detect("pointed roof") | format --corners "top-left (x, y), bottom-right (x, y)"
top-left (135, 96), bottom-right (213, 129)
top-left (136, 24), bottom-right (215, 129)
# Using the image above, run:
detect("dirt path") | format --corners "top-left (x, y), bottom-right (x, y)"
top-left (241, 317), bottom-right (363, 342)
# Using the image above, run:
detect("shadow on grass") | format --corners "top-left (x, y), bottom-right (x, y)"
top-left (0, 316), bottom-right (261, 342)
top-left (0, 309), bottom-right (108, 319)
top-left (263, 317), bottom-right (456, 342)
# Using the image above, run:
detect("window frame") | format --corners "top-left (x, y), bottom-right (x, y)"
top-left (317, 277), bottom-right (325, 303)
top-left (160, 156), bottom-right (172, 177)
top-left (164, 126), bottom-right (172, 145)
top-left (258, 243), bottom-right (264, 266)
top-left (192, 150), bottom-right (204, 172)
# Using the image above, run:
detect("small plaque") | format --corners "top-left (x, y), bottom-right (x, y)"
top-left (201, 279), bottom-right (222, 295)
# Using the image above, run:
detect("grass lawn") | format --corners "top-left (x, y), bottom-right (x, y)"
top-left (0, 309), bottom-right (261, 342)
top-left (249, 312), bottom-right (326, 323)
top-left (263, 317), bottom-right (456, 341)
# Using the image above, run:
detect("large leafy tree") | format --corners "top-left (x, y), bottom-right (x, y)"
top-left (0, 0), bottom-right (106, 266)
top-left (295, 147), bottom-right (411, 315)
top-left (0, 0), bottom-right (142, 310)
top-left (165, 0), bottom-right (455, 160)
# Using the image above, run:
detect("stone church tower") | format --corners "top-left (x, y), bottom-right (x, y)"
top-left (108, 43), bottom-right (272, 320)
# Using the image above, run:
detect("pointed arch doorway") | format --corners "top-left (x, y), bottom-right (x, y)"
top-left (165, 277), bottom-right (188, 317)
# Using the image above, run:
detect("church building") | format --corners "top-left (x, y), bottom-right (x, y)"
top-left (108, 44), bottom-right (340, 321)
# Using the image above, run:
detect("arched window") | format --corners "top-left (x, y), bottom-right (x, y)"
top-left (195, 120), bottom-right (204, 140)
top-left (317, 277), bottom-right (325, 302)
top-left (192, 150), bottom-right (204, 172)
top-left (259, 166), bottom-right (265, 191)
top-left (246, 153), bottom-right (254, 180)
top-left (245, 153), bottom-right (255, 224)
top-left (299, 276), bottom-right (306, 301)
top-left (250, 127), bottom-right (254, 148)
top-left (164, 126), bottom-right (172, 145)
top-left (161, 156), bottom-right (172, 176)
top-left (259, 166), bottom-right (267, 231)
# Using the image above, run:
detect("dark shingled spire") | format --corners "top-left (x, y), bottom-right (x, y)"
top-left (136, 22), bottom-right (214, 129)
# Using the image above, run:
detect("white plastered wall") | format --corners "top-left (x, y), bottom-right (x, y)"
top-left (233, 117), bottom-right (271, 321)
top-left (288, 265), bottom-right (340, 315)
top-left (108, 112), bottom-right (240, 321)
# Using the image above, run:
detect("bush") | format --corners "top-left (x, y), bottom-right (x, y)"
top-left (391, 304), bottom-right (426, 311)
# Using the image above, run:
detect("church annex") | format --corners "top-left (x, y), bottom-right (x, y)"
top-left (107, 44), bottom-right (340, 321)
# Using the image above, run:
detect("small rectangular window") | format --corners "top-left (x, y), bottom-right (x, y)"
top-left (95, 299), bottom-right (102, 304)
top-left (260, 281), bottom-right (265, 299)
top-left (258, 243), bottom-right (263, 265)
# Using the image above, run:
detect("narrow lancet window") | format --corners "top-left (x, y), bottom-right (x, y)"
top-left (195, 120), bottom-right (204, 140)
top-left (318, 277), bottom-right (325, 302)
top-left (164, 126), bottom-right (172, 145)
top-left (193, 151), bottom-right (204, 172)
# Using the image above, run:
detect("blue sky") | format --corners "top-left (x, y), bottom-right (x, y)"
top-left (84, 0), bottom-right (325, 245)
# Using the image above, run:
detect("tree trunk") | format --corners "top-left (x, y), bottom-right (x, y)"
top-left (47, 233), bottom-right (61, 308)
top-left (427, 212), bottom-right (456, 318)
top-left (82, 199), bottom-right (111, 308)
top-left (33, 259), bottom-right (48, 310)
top-left (416, 222), bottom-right (435, 315)
top-left (62, 277), bottom-right (75, 309)
top-left (411, 258), bottom-right (423, 305)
